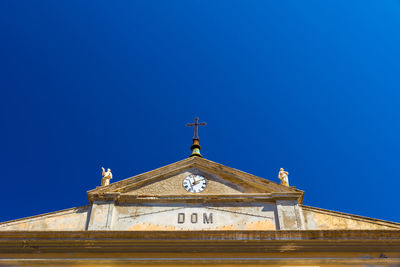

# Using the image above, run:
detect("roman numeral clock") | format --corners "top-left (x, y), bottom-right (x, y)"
top-left (183, 174), bottom-right (207, 193)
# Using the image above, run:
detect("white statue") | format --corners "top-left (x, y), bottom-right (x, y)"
top-left (278, 168), bottom-right (289, 186)
top-left (101, 167), bottom-right (112, 186)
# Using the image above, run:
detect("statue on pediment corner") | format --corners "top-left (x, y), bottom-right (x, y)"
top-left (101, 167), bottom-right (112, 186)
top-left (278, 168), bottom-right (289, 186)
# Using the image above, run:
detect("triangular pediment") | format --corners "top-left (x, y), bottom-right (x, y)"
top-left (1, 157), bottom-right (399, 233)
top-left (87, 157), bottom-right (303, 203)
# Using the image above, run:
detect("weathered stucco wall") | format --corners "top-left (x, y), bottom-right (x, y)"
top-left (87, 201), bottom-right (114, 230)
top-left (110, 202), bottom-right (277, 231)
top-left (276, 200), bottom-right (304, 230)
top-left (302, 205), bottom-right (400, 230)
top-left (1, 203), bottom-right (398, 231)
top-left (0, 206), bottom-right (89, 231)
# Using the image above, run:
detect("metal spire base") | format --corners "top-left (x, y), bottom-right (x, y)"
top-left (189, 138), bottom-right (202, 157)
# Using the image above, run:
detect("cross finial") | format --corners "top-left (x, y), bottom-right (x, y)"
top-left (186, 117), bottom-right (207, 139)
top-left (186, 117), bottom-right (207, 157)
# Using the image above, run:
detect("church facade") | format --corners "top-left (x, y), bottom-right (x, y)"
top-left (1, 143), bottom-right (399, 265)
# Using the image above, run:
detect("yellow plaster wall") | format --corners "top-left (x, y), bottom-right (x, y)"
top-left (212, 220), bottom-right (275, 231)
top-left (113, 203), bottom-right (277, 231)
top-left (0, 206), bottom-right (89, 231)
top-left (123, 219), bottom-right (276, 231)
top-left (303, 207), bottom-right (399, 230)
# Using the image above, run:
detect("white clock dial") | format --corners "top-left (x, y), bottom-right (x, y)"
top-left (183, 175), bottom-right (206, 193)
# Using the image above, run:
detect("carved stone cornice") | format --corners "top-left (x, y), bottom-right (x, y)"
top-left (1, 230), bottom-right (399, 253)
top-left (89, 192), bottom-right (304, 204)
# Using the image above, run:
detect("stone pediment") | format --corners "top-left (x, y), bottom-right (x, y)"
top-left (87, 157), bottom-right (303, 204)
top-left (1, 157), bottom-right (399, 233)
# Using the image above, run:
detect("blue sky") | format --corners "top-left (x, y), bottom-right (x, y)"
top-left (1, 1), bottom-right (399, 223)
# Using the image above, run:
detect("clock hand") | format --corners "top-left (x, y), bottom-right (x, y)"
top-left (189, 180), bottom-right (194, 191)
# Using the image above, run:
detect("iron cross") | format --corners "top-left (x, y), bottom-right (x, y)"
top-left (186, 117), bottom-right (207, 139)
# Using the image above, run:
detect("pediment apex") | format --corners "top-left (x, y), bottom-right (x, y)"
top-left (87, 157), bottom-right (303, 203)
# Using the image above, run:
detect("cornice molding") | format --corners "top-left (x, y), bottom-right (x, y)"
top-left (1, 230), bottom-right (399, 253)
top-left (89, 192), bottom-right (304, 204)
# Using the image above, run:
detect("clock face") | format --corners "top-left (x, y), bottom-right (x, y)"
top-left (183, 174), bottom-right (207, 193)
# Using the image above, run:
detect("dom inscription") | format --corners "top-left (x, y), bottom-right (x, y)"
top-left (177, 213), bottom-right (213, 224)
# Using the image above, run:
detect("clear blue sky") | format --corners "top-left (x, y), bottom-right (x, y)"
top-left (1, 1), bottom-right (399, 223)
